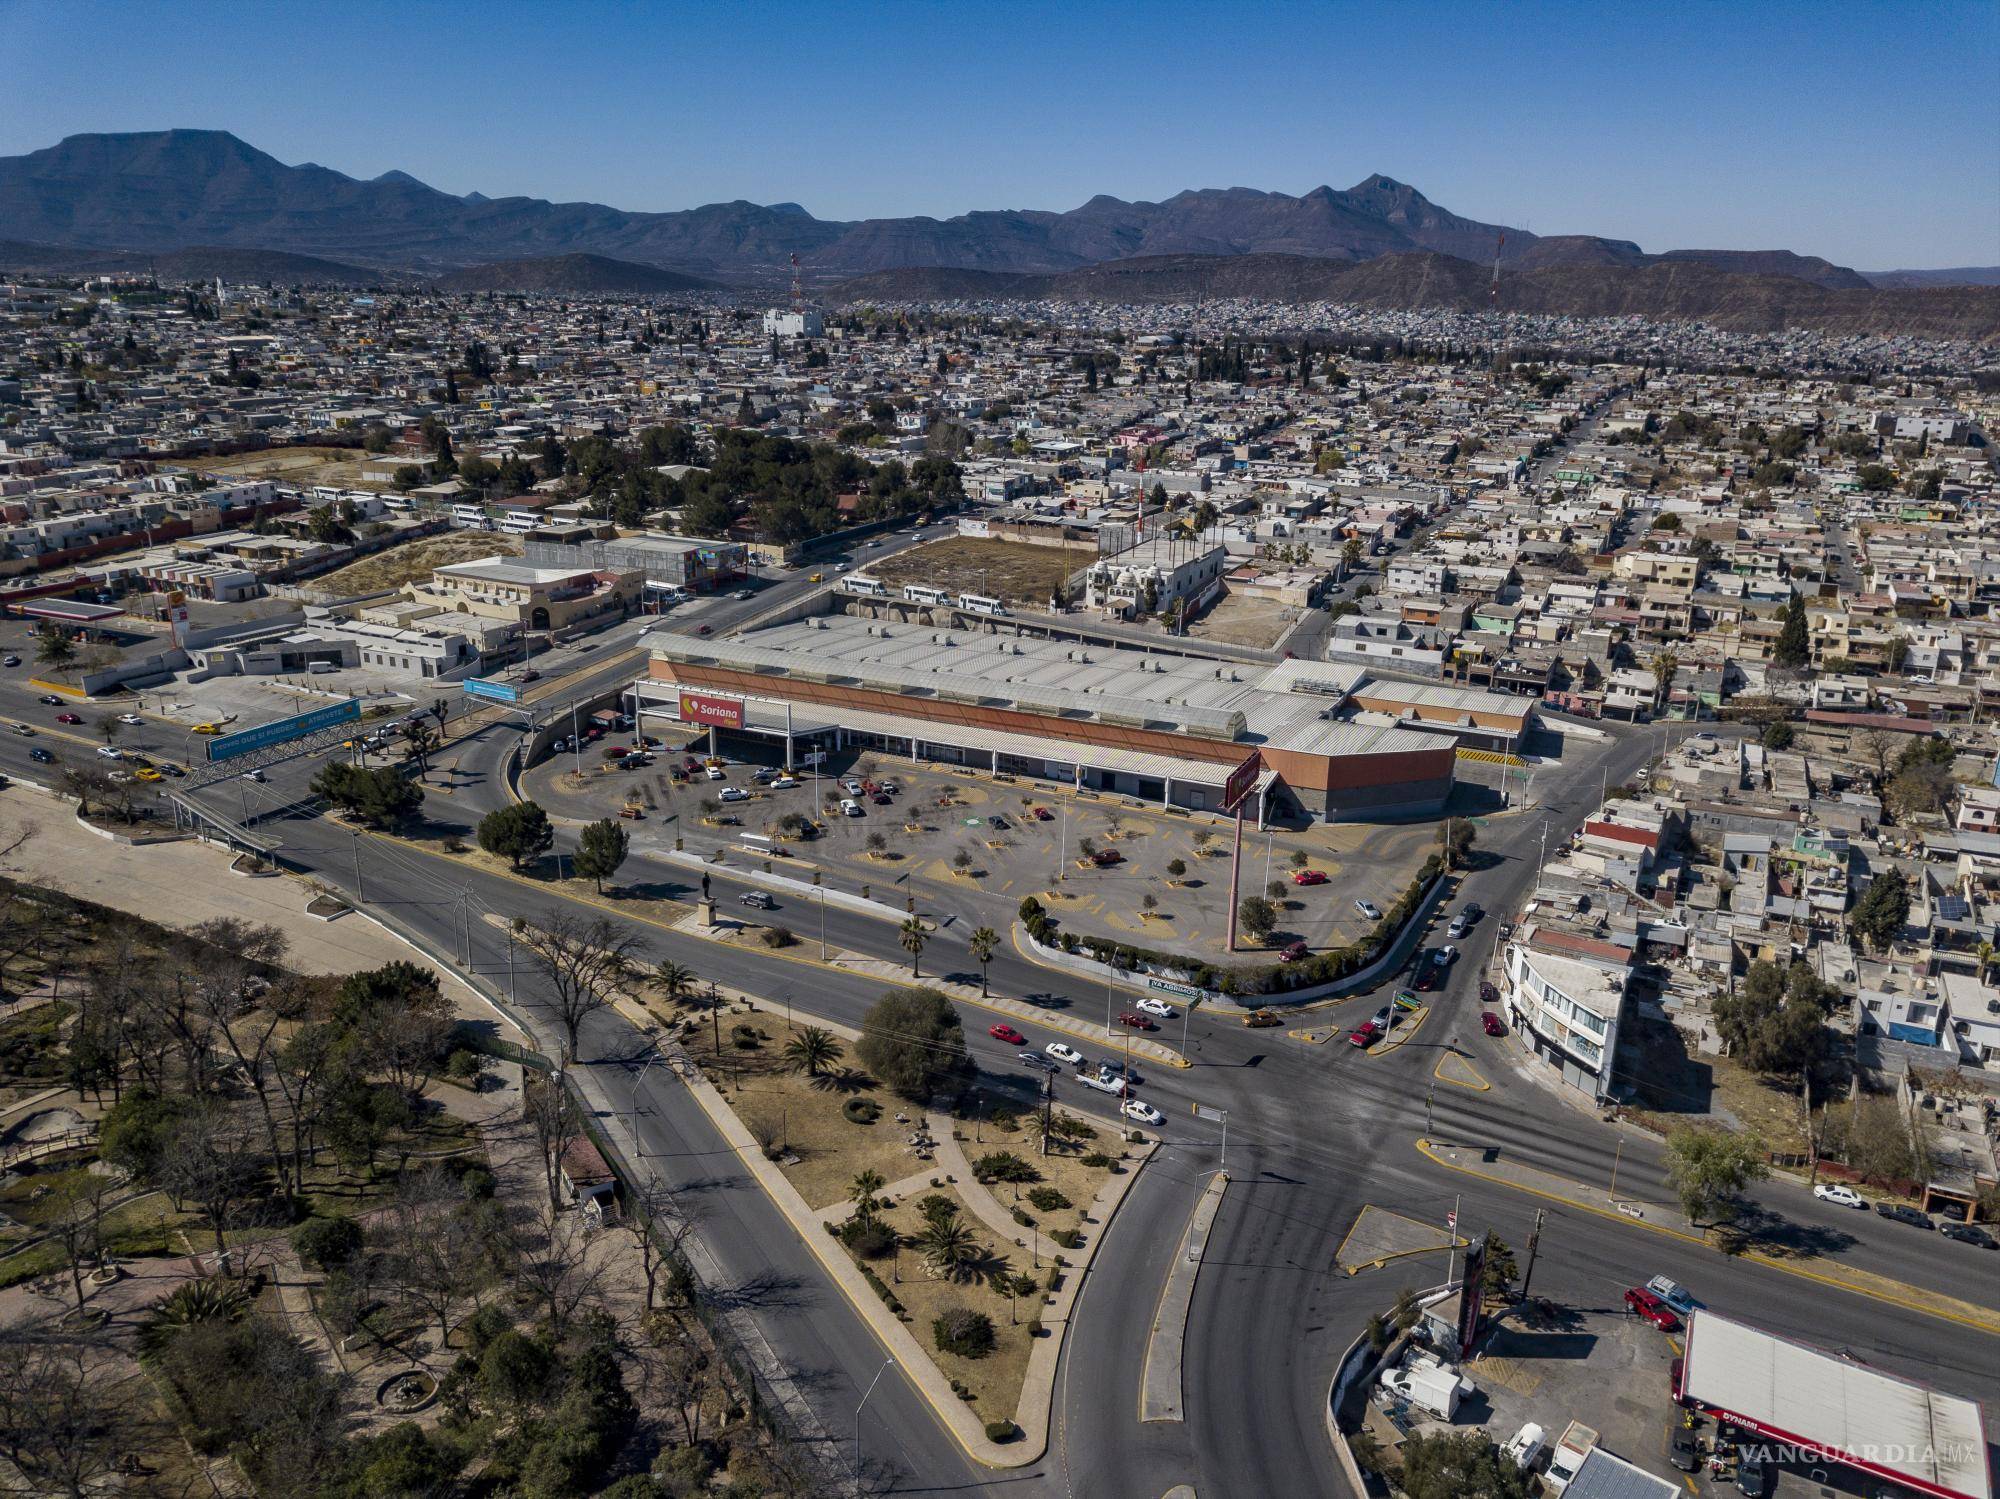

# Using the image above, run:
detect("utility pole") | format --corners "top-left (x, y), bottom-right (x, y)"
top-left (1519, 1208), bottom-right (1546, 1300)
top-left (349, 829), bottom-right (365, 903)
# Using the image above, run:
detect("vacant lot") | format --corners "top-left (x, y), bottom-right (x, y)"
top-left (312, 531), bottom-right (523, 595)
top-left (195, 444), bottom-right (402, 492)
top-left (1182, 586), bottom-right (1295, 649)
top-left (865, 537), bottom-right (1094, 611)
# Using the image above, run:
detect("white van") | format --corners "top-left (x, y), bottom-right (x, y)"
top-left (307, 661), bottom-right (337, 675)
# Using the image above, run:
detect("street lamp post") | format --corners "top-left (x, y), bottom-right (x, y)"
top-left (854, 1357), bottom-right (895, 1478)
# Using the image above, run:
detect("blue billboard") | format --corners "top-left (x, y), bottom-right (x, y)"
top-left (206, 699), bottom-right (361, 763)
top-left (462, 677), bottom-right (521, 703)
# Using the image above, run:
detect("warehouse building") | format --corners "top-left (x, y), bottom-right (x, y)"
top-left (634, 617), bottom-right (1457, 823)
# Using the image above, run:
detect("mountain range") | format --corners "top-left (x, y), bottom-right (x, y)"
top-left (0, 130), bottom-right (1992, 336)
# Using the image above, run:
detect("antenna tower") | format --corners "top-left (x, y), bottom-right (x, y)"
top-left (789, 253), bottom-right (804, 314)
top-left (1490, 234), bottom-right (1504, 307)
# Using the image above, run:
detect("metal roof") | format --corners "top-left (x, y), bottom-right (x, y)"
top-left (1562, 1448), bottom-right (1678, 1499)
top-left (18, 598), bottom-right (123, 622)
top-left (1679, 1311), bottom-right (1990, 1499)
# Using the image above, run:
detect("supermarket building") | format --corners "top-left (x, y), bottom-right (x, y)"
top-left (634, 616), bottom-right (1471, 823)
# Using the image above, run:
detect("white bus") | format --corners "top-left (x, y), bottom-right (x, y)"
top-left (957, 593), bottom-right (1006, 616)
top-left (903, 584), bottom-right (949, 606)
top-left (847, 574), bottom-right (889, 598)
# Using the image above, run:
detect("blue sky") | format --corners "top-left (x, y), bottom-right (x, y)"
top-left (2, 0), bottom-right (1995, 268)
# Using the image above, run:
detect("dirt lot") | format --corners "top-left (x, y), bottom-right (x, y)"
top-left (195, 444), bottom-right (398, 492)
top-left (312, 530), bottom-right (523, 594)
top-left (1182, 586), bottom-right (1297, 649)
top-left (863, 537), bottom-right (1094, 610)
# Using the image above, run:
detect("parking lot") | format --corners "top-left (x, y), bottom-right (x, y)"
top-left (521, 735), bottom-right (1438, 961)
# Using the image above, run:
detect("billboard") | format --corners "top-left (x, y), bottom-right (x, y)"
top-left (679, 691), bottom-right (744, 730)
top-left (462, 677), bottom-right (522, 703)
top-left (207, 699), bottom-right (360, 763)
top-left (1455, 1234), bottom-right (1487, 1353)
top-left (1221, 750), bottom-right (1262, 814)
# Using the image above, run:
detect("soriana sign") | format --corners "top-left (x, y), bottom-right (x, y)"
top-left (678, 691), bottom-right (744, 730)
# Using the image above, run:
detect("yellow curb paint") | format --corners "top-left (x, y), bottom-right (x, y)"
top-left (1413, 1138), bottom-right (2000, 1337)
top-left (1367, 1003), bottom-right (1430, 1056)
top-left (1433, 1052), bottom-right (1489, 1091)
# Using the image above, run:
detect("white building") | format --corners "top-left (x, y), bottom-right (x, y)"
top-left (1083, 537), bottom-right (1226, 617)
top-left (1502, 935), bottom-right (1631, 1102)
top-left (763, 307), bottom-right (825, 339)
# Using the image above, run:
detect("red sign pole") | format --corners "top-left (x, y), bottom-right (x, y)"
top-left (1225, 798), bottom-right (1245, 951)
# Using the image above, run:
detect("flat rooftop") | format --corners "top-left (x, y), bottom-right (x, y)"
top-left (432, 558), bottom-right (593, 586)
top-left (651, 615), bottom-right (1442, 759)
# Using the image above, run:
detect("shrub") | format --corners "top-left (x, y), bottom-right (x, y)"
top-left (462, 1302), bottom-right (513, 1354)
top-left (291, 1215), bottom-right (362, 1271)
top-left (985, 1419), bottom-right (1020, 1443)
top-left (842, 1218), bottom-right (898, 1259)
top-left (731, 1024), bottom-right (760, 1049)
top-left (759, 925), bottom-right (796, 949)
top-left (843, 1097), bottom-right (881, 1124)
top-left (1082, 1152), bottom-right (1114, 1169)
top-left (1026, 1186), bottom-right (1071, 1213)
top-left (1049, 1228), bottom-right (1082, 1249)
top-left (972, 1151), bottom-right (1039, 1184)
top-left (444, 1048), bottom-right (484, 1083)
top-left (456, 1167), bottom-right (497, 1201)
top-left (1012, 1208), bottom-right (1035, 1228)
top-left (917, 1193), bottom-right (957, 1227)
top-left (1018, 895), bottom-right (1045, 923)
top-left (1025, 1316), bottom-right (1043, 1337)
top-left (933, 1307), bottom-right (996, 1359)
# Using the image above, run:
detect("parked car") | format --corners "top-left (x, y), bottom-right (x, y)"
top-left (752, 767), bottom-right (777, 782)
top-left (1135, 997), bottom-right (1175, 1019)
top-left (0, 656), bottom-right (17, 667)
top-left (1090, 849), bottom-right (1123, 866)
top-left (1121, 1098), bottom-right (1165, 1127)
top-left (1279, 940), bottom-right (1309, 963)
top-left (1348, 1021), bottom-right (1381, 1047)
top-left (1354, 898), bottom-right (1382, 920)
top-left (1044, 1041), bottom-right (1083, 1066)
top-left (1669, 1425), bottom-right (1701, 1472)
top-left (718, 787), bottom-right (749, 802)
top-left (1117, 1010), bottom-right (1156, 1031)
top-left (1940, 1222), bottom-right (1997, 1249)
top-left (987, 814), bottom-right (1009, 830)
top-left (771, 774), bottom-right (798, 789)
top-left (1241, 1009), bottom-right (1282, 1027)
top-left (739, 891), bottom-right (776, 909)
top-left (1874, 1202), bottom-right (1933, 1229)
top-left (705, 765), bottom-right (725, 780)
top-left (987, 1024), bottom-right (1025, 1045)
top-left (1480, 1010), bottom-right (1506, 1036)
top-left (1735, 1451), bottom-right (1769, 1496)
top-left (1812, 1182), bottom-right (1866, 1209)
top-left (1622, 1286), bottom-right (1682, 1331)
top-left (1032, 805), bottom-right (1053, 821)
top-left (1291, 868), bottom-right (1327, 886)
top-left (1018, 1051), bottom-right (1058, 1073)
top-left (840, 779), bottom-right (864, 794)
top-left (871, 792), bottom-right (892, 805)
top-left (838, 798), bottom-right (864, 817)
top-left (1643, 1276), bottom-right (1698, 1319)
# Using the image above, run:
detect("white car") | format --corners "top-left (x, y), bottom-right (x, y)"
top-left (1354, 898), bottom-right (1382, 920)
top-left (117, 712), bottom-right (144, 725)
top-left (771, 774), bottom-right (798, 789)
top-left (1435, 944), bottom-right (1459, 965)
top-left (1134, 996), bottom-right (1176, 1019)
top-left (838, 797), bottom-right (863, 817)
top-left (1043, 1041), bottom-right (1083, 1067)
top-left (840, 778), bottom-right (864, 794)
top-left (1121, 1098), bottom-right (1164, 1126)
top-left (733, 589), bottom-right (755, 601)
top-left (719, 786), bottom-right (750, 802)
top-left (1814, 1182), bottom-right (1867, 1209)
top-left (95, 745), bottom-right (122, 759)
top-left (705, 766), bottom-right (725, 780)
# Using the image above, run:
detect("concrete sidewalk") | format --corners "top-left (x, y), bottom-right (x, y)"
top-left (0, 784), bottom-right (513, 1036)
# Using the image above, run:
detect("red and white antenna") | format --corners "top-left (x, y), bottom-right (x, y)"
top-left (1490, 233), bottom-right (1504, 306)
top-left (789, 252), bottom-right (804, 313)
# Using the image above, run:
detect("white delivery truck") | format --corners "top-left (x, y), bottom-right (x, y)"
top-left (1541, 1419), bottom-right (1600, 1496)
top-left (1375, 1352), bottom-right (1473, 1421)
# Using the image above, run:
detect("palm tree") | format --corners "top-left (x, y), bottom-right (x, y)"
top-left (899, 917), bottom-right (928, 977)
top-left (915, 1210), bottom-right (981, 1280)
top-left (1028, 1110), bottom-right (1077, 1156)
top-left (656, 959), bottom-right (698, 1008)
top-left (783, 1026), bottom-right (842, 1078)
top-left (967, 926), bottom-right (999, 996)
top-left (1651, 649), bottom-right (1680, 708)
top-left (849, 1169), bottom-right (886, 1220)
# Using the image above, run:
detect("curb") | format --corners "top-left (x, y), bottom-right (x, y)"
top-left (1139, 1170), bottom-right (1227, 1422)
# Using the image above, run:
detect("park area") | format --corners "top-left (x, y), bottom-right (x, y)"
top-left (862, 535), bottom-right (1095, 610)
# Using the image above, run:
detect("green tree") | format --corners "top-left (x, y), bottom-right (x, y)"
top-left (1477, 1234), bottom-right (1519, 1298)
top-left (849, 1168), bottom-right (887, 1219)
top-left (783, 1025), bottom-right (842, 1078)
top-left (1850, 869), bottom-right (1910, 952)
top-left (477, 801), bottom-right (555, 870)
top-left (1663, 1125), bottom-right (1769, 1227)
top-left (32, 624), bottom-right (77, 679)
top-left (310, 762), bottom-right (423, 828)
top-left (655, 959), bottom-right (698, 1007)
top-left (573, 817), bottom-right (630, 893)
top-left (1856, 463), bottom-right (1896, 491)
top-left (1761, 720), bottom-right (1795, 750)
top-left (1714, 960), bottom-right (1831, 1073)
top-left (967, 925), bottom-right (1000, 996)
top-left (1238, 896), bottom-right (1276, 942)
top-left (856, 986), bottom-right (971, 1100)
top-left (1398, 1429), bottom-right (1533, 1499)
top-left (402, 719), bottom-right (438, 779)
top-left (1437, 818), bottom-right (1476, 870)
top-left (914, 1209), bottom-right (981, 1280)
top-left (898, 916), bottom-right (929, 977)
top-left (1772, 594), bottom-right (1810, 669)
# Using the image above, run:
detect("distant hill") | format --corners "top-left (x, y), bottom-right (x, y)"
top-left (833, 251), bottom-right (2000, 341)
top-left (431, 253), bottom-right (721, 293)
top-left (0, 237), bottom-right (399, 285)
top-left (1864, 266), bottom-right (2000, 290)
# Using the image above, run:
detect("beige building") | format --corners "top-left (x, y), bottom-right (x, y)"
top-left (404, 556), bottom-right (642, 635)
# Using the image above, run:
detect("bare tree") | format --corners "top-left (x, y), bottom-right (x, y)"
top-left (524, 1072), bottom-right (579, 1210)
top-left (514, 909), bottom-right (649, 1059)
top-left (185, 919), bottom-right (305, 1208)
top-left (384, 1165), bottom-right (491, 1347)
top-left (48, 1173), bottom-right (119, 1321)
top-left (159, 1105), bottom-right (260, 1269)
top-left (624, 1179), bottom-right (702, 1313)
top-left (0, 1333), bottom-right (123, 1499)
top-left (503, 1198), bottom-right (606, 1342)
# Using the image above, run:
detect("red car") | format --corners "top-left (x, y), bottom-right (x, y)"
top-left (987, 1023), bottom-right (1024, 1045)
top-left (1413, 968), bottom-right (1437, 992)
top-left (1279, 940), bottom-right (1309, 963)
top-left (1032, 806), bottom-right (1054, 821)
top-left (1481, 1010), bottom-right (1506, 1036)
top-left (1291, 868), bottom-right (1328, 886)
top-left (1623, 1287), bottom-right (1682, 1331)
top-left (1090, 849), bottom-right (1123, 866)
top-left (696, 624), bottom-right (713, 635)
top-left (1348, 1020), bottom-right (1381, 1047)
top-left (1117, 1011), bottom-right (1156, 1031)
top-left (55, 712), bottom-right (82, 724)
